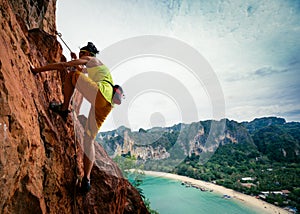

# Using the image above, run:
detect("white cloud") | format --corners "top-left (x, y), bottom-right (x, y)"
top-left (57, 0), bottom-right (300, 131)
top-left (226, 103), bottom-right (300, 123)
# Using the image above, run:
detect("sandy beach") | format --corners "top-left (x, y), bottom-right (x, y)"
top-left (143, 171), bottom-right (291, 214)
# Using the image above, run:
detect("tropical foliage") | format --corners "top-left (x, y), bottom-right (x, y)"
top-left (113, 155), bottom-right (159, 214)
top-left (99, 117), bottom-right (300, 213)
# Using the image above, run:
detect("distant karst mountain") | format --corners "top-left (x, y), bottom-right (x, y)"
top-left (97, 117), bottom-right (299, 165)
top-left (97, 117), bottom-right (300, 211)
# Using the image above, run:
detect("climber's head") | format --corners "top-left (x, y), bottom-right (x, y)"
top-left (79, 42), bottom-right (99, 57)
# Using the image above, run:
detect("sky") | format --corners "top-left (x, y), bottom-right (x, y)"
top-left (56, 0), bottom-right (300, 132)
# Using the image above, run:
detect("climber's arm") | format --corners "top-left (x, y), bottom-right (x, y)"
top-left (31, 58), bottom-right (89, 74)
top-left (31, 62), bottom-right (66, 73)
top-left (63, 58), bottom-right (89, 67)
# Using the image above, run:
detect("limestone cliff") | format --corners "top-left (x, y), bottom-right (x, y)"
top-left (0, 0), bottom-right (148, 213)
top-left (99, 120), bottom-right (255, 162)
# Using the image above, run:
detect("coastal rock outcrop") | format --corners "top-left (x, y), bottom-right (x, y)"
top-left (99, 119), bottom-right (255, 161)
top-left (0, 0), bottom-right (148, 213)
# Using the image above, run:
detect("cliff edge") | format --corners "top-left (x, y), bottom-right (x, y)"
top-left (0, 0), bottom-right (148, 213)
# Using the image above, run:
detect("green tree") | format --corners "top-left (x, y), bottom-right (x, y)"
top-left (113, 155), bottom-right (159, 214)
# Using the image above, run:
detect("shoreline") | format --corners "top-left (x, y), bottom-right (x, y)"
top-left (143, 171), bottom-right (290, 214)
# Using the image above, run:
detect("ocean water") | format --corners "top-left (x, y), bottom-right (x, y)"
top-left (139, 175), bottom-right (260, 214)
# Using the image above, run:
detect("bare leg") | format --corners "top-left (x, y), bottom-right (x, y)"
top-left (83, 133), bottom-right (95, 180)
top-left (71, 71), bottom-right (112, 185)
top-left (61, 71), bottom-right (75, 111)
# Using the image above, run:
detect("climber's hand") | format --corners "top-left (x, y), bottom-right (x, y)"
top-left (70, 52), bottom-right (77, 60)
top-left (76, 65), bottom-right (83, 72)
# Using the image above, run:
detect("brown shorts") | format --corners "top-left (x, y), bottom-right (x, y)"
top-left (72, 71), bottom-right (112, 139)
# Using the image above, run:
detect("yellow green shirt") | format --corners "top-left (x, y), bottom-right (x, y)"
top-left (86, 58), bottom-right (113, 104)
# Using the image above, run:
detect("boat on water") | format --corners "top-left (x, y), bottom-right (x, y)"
top-left (223, 194), bottom-right (231, 199)
top-left (181, 181), bottom-right (211, 192)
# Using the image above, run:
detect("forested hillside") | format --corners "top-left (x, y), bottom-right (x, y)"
top-left (97, 117), bottom-right (300, 212)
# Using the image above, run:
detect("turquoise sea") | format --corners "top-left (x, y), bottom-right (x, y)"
top-left (139, 175), bottom-right (260, 214)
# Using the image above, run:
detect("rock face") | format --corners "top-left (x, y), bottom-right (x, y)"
top-left (99, 117), bottom-right (299, 166)
top-left (0, 0), bottom-right (148, 213)
top-left (99, 119), bottom-right (254, 161)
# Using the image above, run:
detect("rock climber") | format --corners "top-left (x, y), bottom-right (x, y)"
top-left (32, 42), bottom-right (114, 194)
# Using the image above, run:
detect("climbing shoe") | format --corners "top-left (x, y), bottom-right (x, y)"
top-left (80, 176), bottom-right (91, 194)
top-left (49, 102), bottom-right (69, 120)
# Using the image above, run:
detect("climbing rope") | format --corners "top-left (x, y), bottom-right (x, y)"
top-left (56, 31), bottom-right (72, 53)
top-left (71, 96), bottom-right (80, 214)
top-left (54, 28), bottom-right (80, 208)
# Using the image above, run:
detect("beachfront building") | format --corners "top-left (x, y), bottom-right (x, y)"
top-left (241, 177), bottom-right (255, 181)
top-left (240, 183), bottom-right (256, 188)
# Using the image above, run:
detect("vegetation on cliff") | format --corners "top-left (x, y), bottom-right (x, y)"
top-left (98, 117), bottom-right (300, 212)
